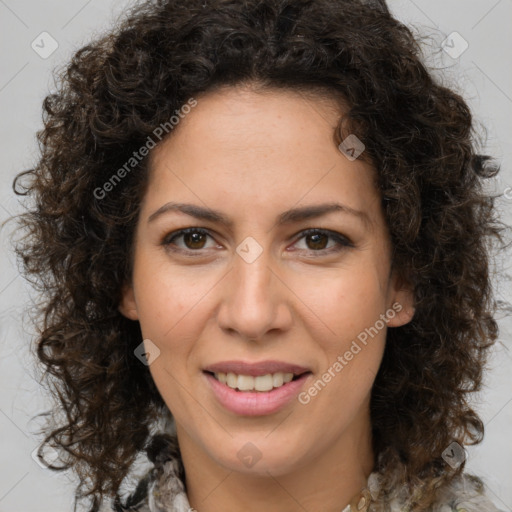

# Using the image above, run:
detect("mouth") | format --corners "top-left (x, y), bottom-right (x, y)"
top-left (202, 360), bottom-right (312, 416)
top-left (204, 370), bottom-right (310, 392)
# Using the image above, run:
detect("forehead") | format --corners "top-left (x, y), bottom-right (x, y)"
top-left (153, 85), bottom-right (347, 161)
top-left (144, 86), bottom-right (383, 229)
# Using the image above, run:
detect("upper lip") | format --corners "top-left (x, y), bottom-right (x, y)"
top-left (203, 360), bottom-right (311, 377)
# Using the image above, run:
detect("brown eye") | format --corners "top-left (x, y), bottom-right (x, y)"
top-left (305, 232), bottom-right (329, 250)
top-left (162, 228), bottom-right (216, 252)
top-left (292, 228), bottom-right (353, 255)
top-left (182, 231), bottom-right (208, 249)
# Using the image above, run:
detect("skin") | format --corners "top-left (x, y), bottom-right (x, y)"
top-left (120, 84), bottom-right (415, 512)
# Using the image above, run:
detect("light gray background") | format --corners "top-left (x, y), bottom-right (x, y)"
top-left (1, 1), bottom-right (511, 511)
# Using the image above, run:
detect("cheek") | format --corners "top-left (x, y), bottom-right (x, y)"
top-left (133, 270), bottom-right (208, 411)
top-left (133, 253), bottom-right (215, 338)
top-left (289, 265), bottom-right (389, 405)
top-left (290, 264), bottom-right (389, 340)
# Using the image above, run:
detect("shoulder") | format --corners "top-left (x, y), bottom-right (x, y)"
top-left (103, 458), bottom-right (190, 512)
top-left (430, 473), bottom-right (504, 512)
top-left (368, 472), bottom-right (504, 512)
top-left (99, 468), bottom-right (155, 512)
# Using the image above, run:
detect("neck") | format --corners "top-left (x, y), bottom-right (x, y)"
top-left (176, 406), bottom-right (374, 512)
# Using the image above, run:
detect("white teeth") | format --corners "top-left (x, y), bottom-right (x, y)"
top-left (214, 371), bottom-right (297, 391)
top-left (272, 373), bottom-right (284, 387)
top-left (237, 375), bottom-right (254, 391)
top-left (227, 372), bottom-right (237, 388)
top-left (254, 374), bottom-right (273, 391)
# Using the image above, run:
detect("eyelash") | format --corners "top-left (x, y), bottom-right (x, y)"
top-left (161, 227), bottom-right (353, 257)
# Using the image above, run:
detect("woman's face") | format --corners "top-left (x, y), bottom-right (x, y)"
top-left (120, 86), bottom-right (414, 476)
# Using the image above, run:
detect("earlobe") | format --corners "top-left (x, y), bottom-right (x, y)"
top-left (118, 284), bottom-right (139, 321)
top-left (387, 274), bottom-right (415, 328)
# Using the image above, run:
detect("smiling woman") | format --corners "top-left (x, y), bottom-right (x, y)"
top-left (11, 0), bottom-right (507, 511)
top-left (117, 88), bottom-right (414, 507)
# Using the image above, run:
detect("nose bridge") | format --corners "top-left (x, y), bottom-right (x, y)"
top-left (217, 242), bottom-right (289, 340)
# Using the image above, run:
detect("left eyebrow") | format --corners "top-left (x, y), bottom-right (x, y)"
top-left (148, 202), bottom-right (234, 227)
top-left (147, 201), bottom-right (372, 230)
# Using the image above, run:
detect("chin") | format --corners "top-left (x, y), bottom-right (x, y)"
top-left (204, 434), bottom-right (310, 477)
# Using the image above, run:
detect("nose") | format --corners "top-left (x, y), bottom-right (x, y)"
top-left (216, 244), bottom-right (293, 342)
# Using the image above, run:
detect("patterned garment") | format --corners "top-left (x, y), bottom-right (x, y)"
top-left (105, 436), bottom-right (505, 512)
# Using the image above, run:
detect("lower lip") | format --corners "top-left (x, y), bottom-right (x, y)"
top-left (203, 372), bottom-right (311, 416)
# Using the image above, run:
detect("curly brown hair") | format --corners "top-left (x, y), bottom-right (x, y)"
top-left (11, 0), bottom-right (506, 510)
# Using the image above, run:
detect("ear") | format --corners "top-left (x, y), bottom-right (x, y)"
top-left (118, 284), bottom-right (139, 321)
top-left (386, 272), bottom-right (415, 328)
